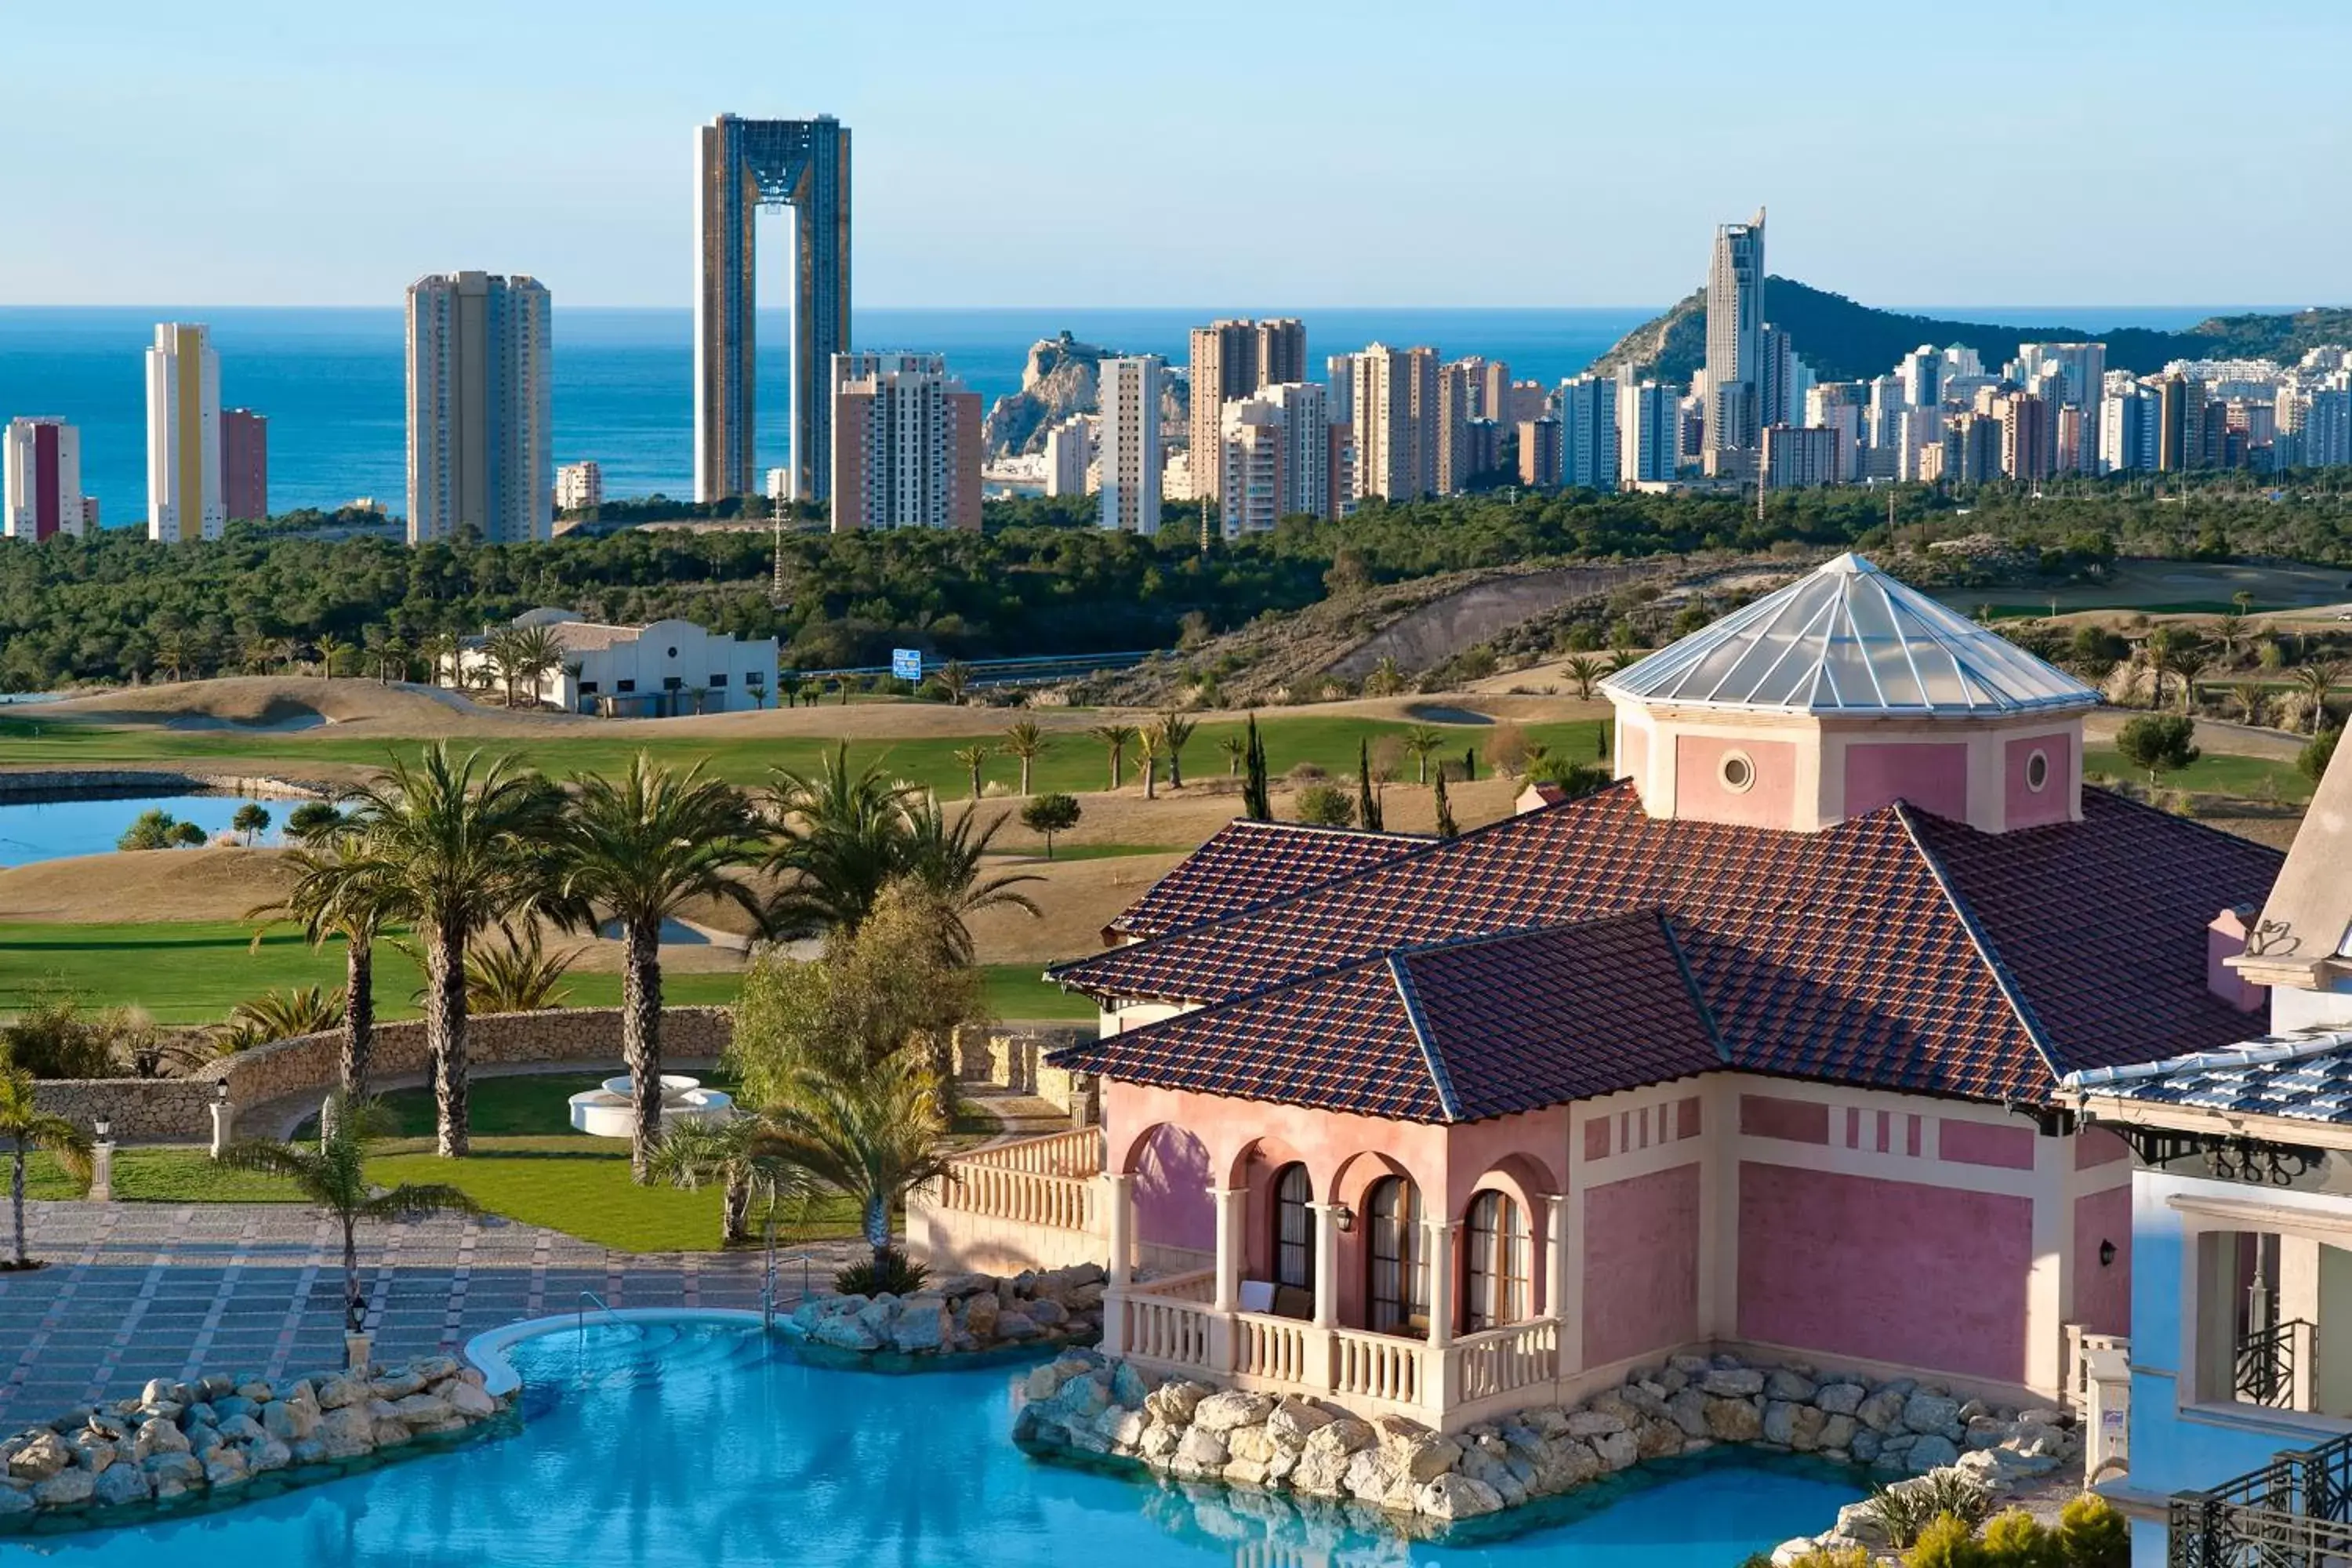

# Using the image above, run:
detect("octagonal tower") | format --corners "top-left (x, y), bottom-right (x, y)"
top-left (1600, 553), bottom-right (2099, 834)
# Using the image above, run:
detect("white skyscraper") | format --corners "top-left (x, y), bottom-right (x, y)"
top-left (1701, 208), bottom-right (1766, 473)
top-left (1217, 382), bottom-right (1341, 538)
top-left (2099, 384), bottom-right (2160, 474)
top-left (1044, 415), bottom-right (1095, 497)
top-left (1616, 380), bottom-right (1680, 485)
top-left (145, 323), bottom-right (223, 543)
top-left (1556, 375), bottom-right (1618, 491)
top-left (1897, 347), bottom-right (1943, 411)
top-left (4, 417), bottom-right (86, 542)
top-left (405, 272), bottom-right (552, 545)
top-left (1098, 357), bottom-right (1163, 534)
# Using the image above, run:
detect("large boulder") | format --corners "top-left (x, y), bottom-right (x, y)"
top-left (811, 1313), bottom-right (883, 1352)
top-left (32, 1468), bottom-right (95, 1507)
top-left (1145, 1380), bottom-right (1213, 1425)
top-left (1901, 1393), bottom-right (1962, 1436)
top-left (1109, 1363), bottom-right (1152, 1408)
top-left (132, 1418), bottom-right (191, 1462)
top-left (1765, 1370), bottom-right (1820, 1403)
top-left (1392, 1431), bottom-right (1463, 1483)
top-left (1193, 1391), bottom-right (1277, 1433)
top-left (1591, 1430), bottom-right (1640, 1472)
top-left (313, 1404), bottom-right (377, 1460)
top-left (445, 1381), bottom-right (499, 1420)
top-left (891, 1299), bottom-right (948, 1354)
top-left (1700, 1368), bottom-right (1765, 1398)
top-left (390, 1393), bottom-right (453, 1427)
top-left (260, 1398), bottom-right (318, 1443)
top-left (1289, 1443), bottom-right (1353, 1497)
top-left (140, 1451), bottom-right (204, 1485)
top-left (1854, 1388), bottom-right (1908, 1432)
top-left (1417, 1473), bottom-right (1504, 1521)
top-left (1815, 1382), bottom-right (1867, 1416)
top-left (1704, 1398), bottom-right (1763, 1442)
top-left (369, 1370), bottom-right (426, 1401)
top-left (7, 1431), bottom-right (70, 1481)
top-left (201, 1449), bottom-right (249, 1490)
top-left (92, 1463), bottom-right (151, 1508)
top-left (1566, 1410), bottom-right (1626, 1439)
top-left (1266, 1398), bottom-right (1334, 1450)
top-left (1171, 1425), bottom-right (1229, 1479)
top-left (993, 1310), bottom-right (1040, 1341)
top-left (1907, 1436), bottom-right (1961, 1473)
top-left (1666, 1388), bottom-right (1711, 1438)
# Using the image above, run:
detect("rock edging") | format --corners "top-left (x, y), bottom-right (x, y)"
top-left (0, 1356), bottom-right (514, 1530)
top-left (1012, 1347), bottom-right (2084, 1529)
top-left (786, 1264), bottom-right (1108, 1357)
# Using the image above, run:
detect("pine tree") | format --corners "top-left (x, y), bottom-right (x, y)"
top-left (1432, 771), bottom-right (1458, 838)
top-left (1242, 714), bottom-right (1272, 821)
top-left (1356, 738), bottom-right (1384, 831)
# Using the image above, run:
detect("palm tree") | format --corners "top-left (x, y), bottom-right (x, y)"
top-left (239, 635), bottom-right (276, 676)
top-left (950, 745), bottom-right (991, 801)
top-left (214, 985), bottom-right (345, 1055)
top-left (2, 1066), bottom-right (91, 1269)
top-left (1400, 724), bottom-right (1446, 785)
top-left (314, 631), bottom-right (348, 681)
top-left (505, 622), bottom-right (568, 710)
top-left (377, 634), bottom-right (410, 686)
top-left (342, 744), bottom-right (563, 1156)
top-left (154, 630), bottom-right (191, 684)
top-left (764, 743), bottom-right (924, 936)
top-left (1563, 655), bottom-right (1607, 701)
top-left (248, 842), bottom-right (395, 1098)
top-left (650, 1116), bottom-right (822, 1251)
top-left (417, 631), bottom-right (459, 689)
top-left (219, 1098), bottom-right (477, 1333)
top-left (777, 670), bottom-right (804, 710)
top-left (462, 927), bottom-right (582, 1014)
top-left (1134, 724), bottom-right (1162, 801)
top-left (931, 661), bottom-right (972, 706)
top-left (2145, 627), bottom-right (2184, 712)
top-left (2171, 649), bottom-right (2211, 714)
top-left (556, 754), bottom-right (764, 1182)
top-left (2297, 663), bottom-right (2339, 735)
top-left (1217, 733), bottom-right (1247, 777)
top-left (1001, 720), bottom-right (1048, 796)
top-left (1087, 724), bottom-right (1139, 789)
top-left (895, 801), bottom-right (1042, 965)
top-left (1154, 713), bottom-right (1198, 788)
top-left (754, 1052), bottom-right (956, 1274)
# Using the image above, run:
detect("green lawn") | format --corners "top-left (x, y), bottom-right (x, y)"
top-left (0, 710), bottom-right (1602, 800)
top-left (2084, 747), bottom-right (2314, 800)
top-left (0, 922), bottom-right (1084, 1025)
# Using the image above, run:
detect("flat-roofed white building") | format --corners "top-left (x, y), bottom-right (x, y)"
top-left (448, 608), bottom-right (778, 717)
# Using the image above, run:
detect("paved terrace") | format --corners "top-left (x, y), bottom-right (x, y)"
top-left (0, 1201), bottom-right (865, 1428)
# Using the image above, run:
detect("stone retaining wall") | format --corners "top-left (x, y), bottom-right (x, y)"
top-left (31, 1007), bottom-right (734, 1142)
top-left (953, 1025), bottom-right (1094, 1112)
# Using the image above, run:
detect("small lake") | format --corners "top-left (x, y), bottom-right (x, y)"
top-left (0, 793), bottom-right (289, 866)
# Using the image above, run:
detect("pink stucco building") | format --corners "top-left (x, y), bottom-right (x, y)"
top-left (919, 554), bottom-right (2282, 1431)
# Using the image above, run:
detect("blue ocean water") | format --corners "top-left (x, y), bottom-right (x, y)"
top-left (0, 303), bottom-right (2269, 527)
top-left (39, 1320), bottom-right (1862, 1566)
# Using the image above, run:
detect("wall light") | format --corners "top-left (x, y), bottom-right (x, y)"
top-left (2099, 1239), bottom-right (2117, 1268)
top-left (1331, 1203), bottom-right (1355, 1234)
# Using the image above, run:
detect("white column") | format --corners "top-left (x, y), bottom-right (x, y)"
top-left (1102, 1173), bottom-right (1134, 1288)
top-left (89, 1138), bottom-right (116, 1204)
top-left (1544, 1194), bottom-right (1570, 1327)
top-left (2024, 1125), bottom-right (2069, 1400)
top-left (1425, 1218), bottom-right (1456, 1349)
top-left (1308, 1201), bottom-right (1341, 1330)
top-left (1212, 1187), bottom-right (1248, 1315)
top-left (209, 1096), bottom-right (235, 1158)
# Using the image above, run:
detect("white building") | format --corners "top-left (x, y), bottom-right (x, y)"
top-left (1556, 374), bottom-right (1617, 491)
top-left (405, 271), bottom-right (552, 546)
top-left (1044, 415), bottom-right (1096, 497)
top-left (1896, 345), bottom-right (1942, 411)
top-left (1098, 357), bottom-right (1163, 534)
top-left (764, 466), bottom-right (793, 504)
top-left (3, 417), bottom-right (85, 541)
top-left (1804, 383), bottom-right (1867, 482)
top-left (2100, 384), bottom-right (2161, 474)
top-left (146, 322), bottom-right (223, 543)
top-left (555, 460), bottom-right (604, 512)
top-left (448, 608), bottom-right (778, 717)
top-left (1216, 382), bottom-right (1341, 539)
top-left (1615, 379), bottom-right (1679, 486)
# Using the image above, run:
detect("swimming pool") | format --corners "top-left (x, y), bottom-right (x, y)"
top-left (24, 1321), bottom-right (1861, 1566)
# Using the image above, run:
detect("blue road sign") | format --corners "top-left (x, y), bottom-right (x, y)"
top-left (891, 648), bottom-right (924, 681)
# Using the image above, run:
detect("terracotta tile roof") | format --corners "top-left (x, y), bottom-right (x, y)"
top-left (1054, 913), bottom-right (1725, 1123)
top-left (1049, 785), bottom-right (2282, 1110)
top-left (1105, 818), bottom-right (1430, 938)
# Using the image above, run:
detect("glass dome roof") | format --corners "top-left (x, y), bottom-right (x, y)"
top-left (1600, 554), bottom-right (2099, 716)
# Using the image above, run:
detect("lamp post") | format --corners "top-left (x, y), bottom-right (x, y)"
top-left (90, 1112), bottom-right (114, 1203)
top-left (209, 1080), bottom-right (234, 1159)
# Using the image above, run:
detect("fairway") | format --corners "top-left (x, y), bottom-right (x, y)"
top-left (2082, 746), bottom-right (2313, 800)
top-left (1940, 557), bottom-right (2352, 617)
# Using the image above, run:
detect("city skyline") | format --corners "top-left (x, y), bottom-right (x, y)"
top-left (6, 1), bottom-right (2349, 311)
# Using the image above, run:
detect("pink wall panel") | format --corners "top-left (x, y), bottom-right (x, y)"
top-left (2205, 913), bottom-right (2268, 1013)
top-left (1737, 1162), bottom-right (2031, 1382)
top-left (1936, 1118), bottom-right (2037, 1171)
top-left (1134, 1123), bottom-right (1214, 1252)
top-left (1584, 1118), bottom-right (1610, 1163)
top-left (2072, 1186), bottom-right (2131, 1337)
top-left (1671, 734), bottom-right (1797, 829)
top-left (1677, 1096), bottom-right (1702, 1139)
top-left (2003, 735), bottom-right (2074, 830)
top-left (1843, 741), bottom-right (1969, 821)
top-left (1582, 1163), bottom-right (1700, 1367)
top-left (1740, 1094), bottom-right (1830, 1145)
top-left (2074, 1127), bottom-right (2129, 1170)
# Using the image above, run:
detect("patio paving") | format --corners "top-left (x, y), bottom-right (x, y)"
top-left (0, 1200), bottom-right (863, 1428)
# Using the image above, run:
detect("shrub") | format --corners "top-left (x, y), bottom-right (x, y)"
top-left (836, 1248), bottom-right (928, 1298)
top-left (118, 808), bottom-right (205, 851)
top-left (2056, 1494), bottom-right (2127, 1568)
top-left (2300, 728), bottom-right (2340, 785)
top-left (1293, 784), bottom-right (1355, 827)
top-left (1484, 720), bottom-right (1532, 777)
top-left (1018, 793), bottom-right (1082, 858)
top-left (0, 991), bottom-right (143, 1079)
top-left (1904, 1513), bottom-right (1987, 1568)
top-left (1979, 1509), bottom-right (2057, 1566)
top-left (1865, 1473), bottom-right (1996, 1548)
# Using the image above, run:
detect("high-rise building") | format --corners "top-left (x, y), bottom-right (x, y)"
top-left (1996, 392), bottom-right (2051, 481)
top-left (1217, 383), bottom-right (1345, 536)
top-left (1349, 345), bottom-right (1440, 502)
top-left (1518, 417), bottom-right (1562, 487)
top-left (1760, 424), bottom-right (1842, 490)
top-left (1478, 360), bottom-right (1512, 423)
top-left (145, 323), bottom-right (223, 543)
top-left (1946, 412), bottom-right (2004, 485)
top-left (1044, 416), bottom-right (1095, 497)
top-left (1324, 354), bottom-right (1355, 425)
top-left (1702, 208), bottom-right (1766, 473)
top-left (1756, 323), bottom-right (1796, 428)
top-left (2016, 343), bottom-right (2106, 414)
top-left (3, 417), bottom-right (85, 541)
top-left (1098, 357), bottom-right (1163, 534)
top-left (2158, 374), bottom-right (2205, 471)
top-left (828, 353), bottom-right (982, 532)
top-left (1897, 346), bottom-right (1943, 412)
top-left (1617, 380), bottom-right (1680, 486)
top-left (405, 271), bottom-right (553, 546)
top-left (220, 408), bottom-right (267, 523)
top-left (555, 460), bottom-right (604, 512)
top-left (1805, 383), bottom-right (1867, 482)
top-left (1187, 318), bottom-right (1305, 499)
top-left (2099, 383), bottom-right (2158, 474)
top-left (1436, 360), bottom-right (1480, 493)
top-left (1556, 375), bottom-right (1617, 491)
top-left (695, 114), bottom-right (851, 505)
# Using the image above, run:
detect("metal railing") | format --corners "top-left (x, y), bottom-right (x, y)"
top-left (578, 1290), bottom-right (619, 1332)
top-left (2169, 1427), bottom-right (2352, 1567)
top-left (2235, 1318), bottom-right (2316, 1410)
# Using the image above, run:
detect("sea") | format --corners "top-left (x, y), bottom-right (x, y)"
top-left (0, 303), bottom-right (2263, 527)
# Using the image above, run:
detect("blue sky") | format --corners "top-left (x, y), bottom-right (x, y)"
top-left (8, 0), bottom-right (2347, 309)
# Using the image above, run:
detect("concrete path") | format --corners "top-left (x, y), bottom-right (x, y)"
top-left (0, 1200), bottom-right (862, 1428)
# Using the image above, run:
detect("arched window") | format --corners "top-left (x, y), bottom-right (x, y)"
top-left (1365, 1175), bottom-right (1426, 1334)
top-left (1463, 1190), bottom-right (1531, 1331)
top-left (1272, 1163), bottom-right (1314, 1292)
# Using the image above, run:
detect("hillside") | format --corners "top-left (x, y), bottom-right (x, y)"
top-left (1585, 278), bottom-right (2352, 386)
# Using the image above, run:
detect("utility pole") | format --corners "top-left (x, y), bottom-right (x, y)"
top-left (771, 488), bottom-right (787, 603)
top-left (1199, 492), bottom-right (1210, 557)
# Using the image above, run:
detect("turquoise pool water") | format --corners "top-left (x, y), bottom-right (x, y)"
top-left (24, 1323), bottom-right (1861, 1565)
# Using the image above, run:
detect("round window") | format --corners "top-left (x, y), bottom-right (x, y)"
top-left (666, 646), bottom-right (679, 659)
top-left (2026, 750), bottom-right (2050, 793)
top-left (1719, 751), bottom-right (1756, 794)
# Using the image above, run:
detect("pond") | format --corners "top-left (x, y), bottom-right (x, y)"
top-left (0, 793), bottom-right (288, 866)
top-left (31, 1319), bottom-right (1864, 1566)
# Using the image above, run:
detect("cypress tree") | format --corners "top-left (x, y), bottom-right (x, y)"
top-left (1242, 714), bottom-right (1272, 821)
top-left (1356, 737), bottom-right (1384, 832)
top-left (1433, 771), bottom-right (1458, 838)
